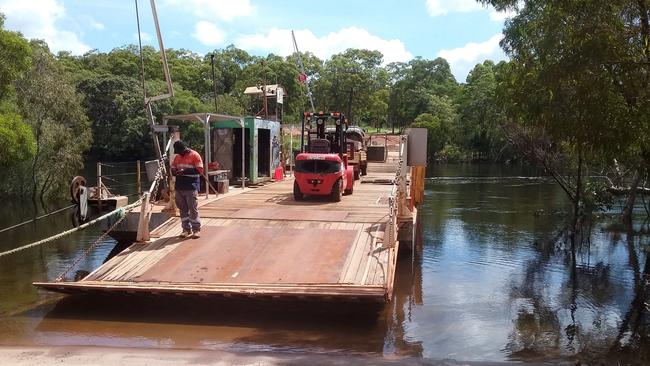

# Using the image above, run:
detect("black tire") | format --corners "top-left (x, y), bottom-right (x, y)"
top-left (331, 179), bottom-right (342, 202)
top-left (293, 180), bottom-right (304, 201)
top-left (344, 183), bottom-right (353, 196)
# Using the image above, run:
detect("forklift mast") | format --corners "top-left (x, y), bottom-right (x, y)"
top-left (301, 112), bottom-right (347, 157)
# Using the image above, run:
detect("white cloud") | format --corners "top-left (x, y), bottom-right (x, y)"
top-left (489, 9), bottom-right (516, 21)
top-left (426, 0), bottom-right (517, 22)
top-left (425, 0), bottom-right (485, 17)
top-left (192, 20), bottom-right (226, 47)
top-left (164, 0), bottom-right (254, 21)
top-left (89, 18), bottom-right (105, 31)
top-left (437, 33), bottom-right (506, 81)
top-left (237, 27), bottom-right (413, 64)
top-left (0, 0), bottom-right (90, 54)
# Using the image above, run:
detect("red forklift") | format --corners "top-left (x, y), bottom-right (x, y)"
top-left (293, 112), bottom-right (355, 202)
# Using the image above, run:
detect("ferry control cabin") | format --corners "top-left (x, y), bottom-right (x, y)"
top-left (161, 113), bottom-right (282, 186)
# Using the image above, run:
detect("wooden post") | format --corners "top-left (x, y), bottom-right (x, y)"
top-left (97, 162), bottom-right (102, 212)
top-left (136, 192), bottom-right (152, 242)
top-left (204, 117), bottom-right (210, 199)
top-left (166, 127), bottom-right (180, 212)
top-left (241, 118), bottom-right (246, 190)
top-left (136, 160), bottom-right (142, 195)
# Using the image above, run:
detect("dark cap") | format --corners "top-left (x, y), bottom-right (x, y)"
top-left (173, 140), bottom-right (188, 154)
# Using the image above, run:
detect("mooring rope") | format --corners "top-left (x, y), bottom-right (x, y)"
top-left (0, 204), bottom-right (76, 235)
top-left (54, 202), bottom-right (138, 281)
top-left (0, 199), bottom-right (142, 259)
top-left (0, 136), bottom-right (172, 261)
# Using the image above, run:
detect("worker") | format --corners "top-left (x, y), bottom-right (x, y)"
top-left (171, 140), bottom-right (203, 239)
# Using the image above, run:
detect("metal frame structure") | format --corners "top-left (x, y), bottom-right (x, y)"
top-left (300, 112), bottom-right (347, 156)
top-left (162, 113), bottom-right (247, 195)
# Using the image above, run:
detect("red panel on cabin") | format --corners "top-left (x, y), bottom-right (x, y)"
top-left (135, 226), bottom-right (358, 284)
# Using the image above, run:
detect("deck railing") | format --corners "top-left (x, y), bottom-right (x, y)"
top-left (384, 134), bottom-right (410, 299)
top-left (387, 135), bottom-right (409, 253)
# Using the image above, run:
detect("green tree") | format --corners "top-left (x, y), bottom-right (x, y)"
top-left (14, 41), bottom-right (91, 202)
top-left (235, 54), bottom-right (304, 122)
top-left (168, 48), bottom-right (211, 99)
top-left (285, 51), bottom-right (323, 116)
top-left (78, 74), bottom-right (153, 160)
top-left (313, 49), bottom-right (389, 124)
top-left (457, 60), bottom-right (507, 160)
top-left (366, 89), bottom-right (389, 130)
top-left (0, 112), bottom-right (35, 167)
top-left (480, 0), bottom-right (650, 237)
top-left (0, 14), bottom-right (31, 101)
top-left (0, 13), bottom-right (35, 171)
top-left (388, 57), bottom-right (459, 130)
top-left (210, 45), bottom-right (255, 95)
top-left (412, 95), bottom-right (457, 158)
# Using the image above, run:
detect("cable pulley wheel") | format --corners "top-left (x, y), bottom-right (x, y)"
top-left (70, 176), bottom-right (87, 203)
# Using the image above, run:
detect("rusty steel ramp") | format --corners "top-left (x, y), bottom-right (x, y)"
top-left (35, 225), bottom-right (388, 301)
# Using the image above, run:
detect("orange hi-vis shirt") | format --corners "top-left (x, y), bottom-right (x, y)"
top-left (171, 149), bottom-right (204, 191)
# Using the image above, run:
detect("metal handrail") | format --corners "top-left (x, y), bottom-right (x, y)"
top-left (387, 135), bottom-right (408, 249)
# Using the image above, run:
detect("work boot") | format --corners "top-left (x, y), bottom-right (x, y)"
top-left (179, 230), bottom-right (192, 239)
top-left (191, 230), bottom-right (201, 239)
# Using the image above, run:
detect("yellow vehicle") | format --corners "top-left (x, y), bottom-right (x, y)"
top-left (345, 127), bottom-right (368, 180)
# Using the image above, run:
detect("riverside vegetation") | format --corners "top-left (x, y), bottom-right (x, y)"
top-left (0, 1), bottom-right (648, 233)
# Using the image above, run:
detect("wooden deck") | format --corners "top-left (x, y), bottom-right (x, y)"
top-left (35, 157), bottom-right (403, 302)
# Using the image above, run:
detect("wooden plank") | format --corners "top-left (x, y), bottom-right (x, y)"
top-left (84, 245), bottom-right (140, 281)
top-left (368, 224), bottom-right (389, 285)
top-left (231, 207), bottom-right (349, 221)
top-left (33, 281), bottom-right (388, 301)
top-left (341, 223), bottom-right (372, 284)
top-left (350, 223), bottom-right (382, 284)
top-left (338, 223), bottom-right (365, 284)
top-left (101, 237), bottom-right (173, 281)
top-left (86, 241), bottom-right (151, 281)
top-left (361, 223), bottom-right (383, 285)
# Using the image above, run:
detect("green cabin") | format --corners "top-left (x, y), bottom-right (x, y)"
top-left (210, 117), bottom-right (281, 185)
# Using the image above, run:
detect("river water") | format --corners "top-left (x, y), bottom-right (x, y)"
top-left (0, 164), bottom-right (647, 364)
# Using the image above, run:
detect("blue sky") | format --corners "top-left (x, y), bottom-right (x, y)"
top-left (0, 0), bottom-right (514, 82)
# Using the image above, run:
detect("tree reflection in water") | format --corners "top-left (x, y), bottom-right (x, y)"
top-left (504, 222), bottom-right (649, 363)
